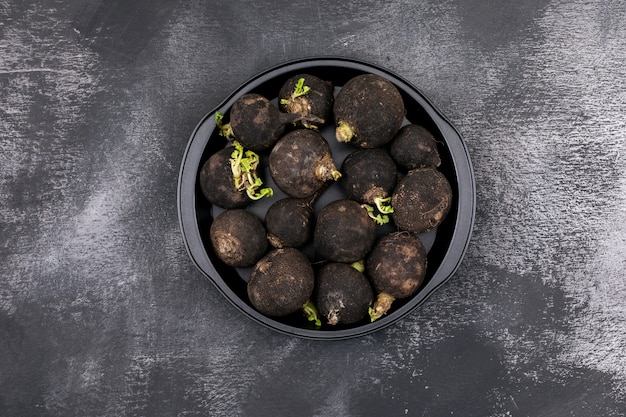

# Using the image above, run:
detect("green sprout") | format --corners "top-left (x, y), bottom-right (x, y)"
top-left (215, 111), bottom-right (234, 138)
top-left (361, 204), bottom-right (390, 225)
top-left (350, 260), bottom-right (365, 273)
top-left (280, 77), bottom-right (311, 105)
top-left (229, 141), bottom-right (273, 200)
top-left (303, 300), bottom-right (321, 327)
top-left (247, 186), bottom-right (274, 201)
top-left (374, 196), bottom-right (394, 215)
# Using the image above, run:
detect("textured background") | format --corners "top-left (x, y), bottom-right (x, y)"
top-left (1, 0), bottom-right (625, 416)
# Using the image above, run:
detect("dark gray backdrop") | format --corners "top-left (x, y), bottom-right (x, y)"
top-left (1, 0), bottom-right (625, 416)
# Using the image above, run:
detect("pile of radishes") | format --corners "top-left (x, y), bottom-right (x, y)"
top-left (199, 72), bottom-right (452, 328)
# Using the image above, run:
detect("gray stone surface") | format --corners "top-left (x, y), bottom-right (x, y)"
top-left (1, 0), bottom-right (625, 415)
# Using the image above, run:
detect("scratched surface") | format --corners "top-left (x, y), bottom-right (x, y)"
top-left (1, 0), bottom-right (625, 416)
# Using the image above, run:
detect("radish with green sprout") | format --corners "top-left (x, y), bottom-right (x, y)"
top-left (279, 74), bottom-right (334, 129)
top-left (199, 141), bottom-right (273, 209)
top-left (199, 147), bottom-right (249, 209)
top-left (340, 148), bottom-right (397, 225)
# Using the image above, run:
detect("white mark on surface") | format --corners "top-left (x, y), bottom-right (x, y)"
top-left (332, 34), bottom-right (357, 48)
top-left (0, 2), bottom-right (103, 314)
top-left (0, 68), bottom-right (71, 74)
top-left (518, 0), bottom-right (626, 397)
top-left (460, 0), bottom-right (626, 401)
top-left (556, 172), bottom-right (626, 396)
top-left (312, 384), bottom-right (353, 417)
